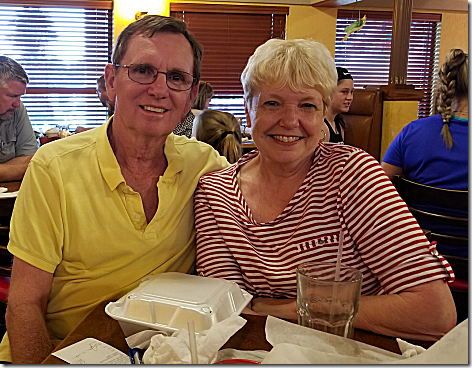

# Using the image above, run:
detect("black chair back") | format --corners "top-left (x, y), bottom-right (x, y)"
top-left (393, 175), bottom-right (468, 322)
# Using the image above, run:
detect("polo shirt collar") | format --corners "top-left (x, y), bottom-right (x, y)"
top-left (97, 119), bottom-right (184, 191)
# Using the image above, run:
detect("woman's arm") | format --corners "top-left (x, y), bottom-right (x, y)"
top-left (194, 181), bottom-right (246, 288)
top-left (380, 161), bottom-right (403, 181)
top-left (245, 297), bottom-right (298, 321)
top-left (244, 279), bottom-right (456, 341)
top-left (356, 279), bottom-right (456, 340)
top-left (340, 151), bottom-right (456, 340)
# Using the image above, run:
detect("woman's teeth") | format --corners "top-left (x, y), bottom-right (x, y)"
top-left (273, 135), bottom-right (301, 142)
top-left (143, 106), bottom-right (165, 113)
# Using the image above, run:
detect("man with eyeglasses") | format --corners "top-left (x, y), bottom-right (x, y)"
top-left (0, 56), bottom-right (38, 180)
top-left (1, 15), bottom-right (229, 363)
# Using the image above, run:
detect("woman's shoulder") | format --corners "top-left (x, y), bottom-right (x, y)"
top-left (199, 150), bottom-right (257, 185)
top-left (404, 114), bottom-right (444, 131)
top-left (317, 143), bottom-right (379, 171)
top-left (319, 142), bottom-right (369, 159)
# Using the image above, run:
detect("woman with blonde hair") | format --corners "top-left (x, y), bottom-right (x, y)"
top-left (194, 38), bottom-right (456, 341)
top-left (381, 49), bottom-right (468, 257)
top-left (194, 109), bottom-right (242, 164)
top-left (382, 48), bottom-right (468, 184)
top-left (192, 81), bottom-right (214, 113)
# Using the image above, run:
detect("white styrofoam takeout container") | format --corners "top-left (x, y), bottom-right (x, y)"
top-left (105, 272), bottom-right (252, 337)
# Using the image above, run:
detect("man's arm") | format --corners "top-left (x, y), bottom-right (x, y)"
top-left (0, 154), bottom-right (34, 181)
top-left (6, 256), bottom-right (54, 364)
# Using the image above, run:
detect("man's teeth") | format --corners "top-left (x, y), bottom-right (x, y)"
top-left (273, 135), bottom-right (301, 142)
top-left (143, 106), bottom-right (165, 113)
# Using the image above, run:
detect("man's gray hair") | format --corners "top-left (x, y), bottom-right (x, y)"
top-left (112, 15), bottom-right (203, 85)
top-left (0, 56), bottom-right (29, 88)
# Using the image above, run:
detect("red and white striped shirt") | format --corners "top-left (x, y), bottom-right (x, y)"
top-left (195, 144), bottom-right (453, 298)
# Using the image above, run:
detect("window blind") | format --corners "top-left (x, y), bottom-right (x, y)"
top-left (171, 3), bottom-right (288, 123)
top-left (335, 10), bottom-right (441, 118)
top-left (0, 1), bottom-right (113, 131)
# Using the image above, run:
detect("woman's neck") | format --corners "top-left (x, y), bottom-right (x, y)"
top-left (325, 108), bottom-right (339, 133)
top-left (452, 98), bottom-right (468, 118)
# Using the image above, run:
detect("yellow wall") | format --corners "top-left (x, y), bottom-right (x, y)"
top-left (380, 101), bottom-right (419, 160)
top-left (285, 6), bottom-right (337, 57)
top-left (438, 11), bottom-right (469, 66)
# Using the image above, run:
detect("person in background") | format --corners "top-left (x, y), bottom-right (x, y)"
top-left (174, 81), bottom-right (214, 138)
top-left (191, 81), bottom-right (214, 116)
top-left (194, 109), bottom-right (242, 164)
top-left (75, 75), bottom-right (115, 134)
top-left (194, 38), bottom-right (456, 342)
top-left (381, 49), bottom-right (468, 257)
top-left (0, 56), bottom-right (38, 180)
top-left (323, 66), bottom-right (354, 143)
top-left (2, 15), bottom-right (228, 364)
top-left (96, 74), bottom-right (115, 117)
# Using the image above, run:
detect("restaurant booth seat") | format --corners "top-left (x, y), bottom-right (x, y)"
top-left (343, 88), bottom-right (384, 161)
top-left (393, 175), bottom-right (468, 323)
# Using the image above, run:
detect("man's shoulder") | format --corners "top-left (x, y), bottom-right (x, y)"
top-left (168, 134), bottom-right (229, 173)
top-left (32, 129), bottom-right (99, 166)
top-left (170, 134), bottom-right (224, 160)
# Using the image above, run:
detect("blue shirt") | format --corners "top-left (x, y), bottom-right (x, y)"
top-left (382, 114), bottom-right (468, 257)
top-left (383, 114), bottom-right (468, 190)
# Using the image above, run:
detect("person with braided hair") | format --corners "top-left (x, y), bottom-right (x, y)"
top-left (381, 48), bottom-right (468, 257)
top-left (194, 109), bottom-right (242, 164)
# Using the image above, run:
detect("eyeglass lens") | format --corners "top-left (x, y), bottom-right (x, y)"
top-left (127, 64), bottom-right (194, 91)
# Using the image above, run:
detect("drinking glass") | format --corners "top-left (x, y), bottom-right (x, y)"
top-left (296, 261), bottom-right (362, 338)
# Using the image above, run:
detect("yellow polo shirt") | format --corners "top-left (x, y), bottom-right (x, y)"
top-left (0, 120), bottom-right (228, 361)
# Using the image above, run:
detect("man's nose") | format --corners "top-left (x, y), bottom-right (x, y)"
top-left (12, 96), bottom-right (21, 108)
top-left (147, 72), bottom-right (170, 96)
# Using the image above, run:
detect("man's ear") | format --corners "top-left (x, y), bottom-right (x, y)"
top-left (104, 64), bottom-right (116, 101)
top-left (189, 82), bottom-right (199, 106)
top-left (244, 100), bottom-right (251, 128)
top-left (183, 82), bottom-right (199, 118)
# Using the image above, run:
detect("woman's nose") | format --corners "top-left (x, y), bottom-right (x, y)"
top-left (280, 105), bottom-right (299, 128)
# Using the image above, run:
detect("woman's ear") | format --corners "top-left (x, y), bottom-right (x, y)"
top-left (244, 101), bottom-right (252, 128)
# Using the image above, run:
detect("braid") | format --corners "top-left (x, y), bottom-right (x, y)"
top-left (437, 49), bottom-right (468, 149)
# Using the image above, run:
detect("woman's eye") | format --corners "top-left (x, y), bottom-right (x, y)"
top-left (301, 103), bottom-right (317, 110)
top-left (262, 100), bottom-right (281, 110)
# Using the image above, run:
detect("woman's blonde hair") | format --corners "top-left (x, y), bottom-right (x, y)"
top-left (192, 81), bottom-right (214, 110)
top-left (437, 48), bottom-right (468, 149)
top-left (195, 110), bottom-right (242, 164)
top-left (240, 38), bottom-right (337, 113)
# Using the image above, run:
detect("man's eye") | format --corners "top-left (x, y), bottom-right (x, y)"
top-left (167, 72), bottom-right (185, 82)
top-left (133, 65), bottom-right (153, 75)
top-left (263, 100), bottom-right (279, 106)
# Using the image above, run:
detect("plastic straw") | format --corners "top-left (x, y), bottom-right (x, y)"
top-left (188, 321), bottom-right (198, 364)
top-left (329, 230), bottom-right (344, 334)
top-left (334, 229), bottom-right (344, 282)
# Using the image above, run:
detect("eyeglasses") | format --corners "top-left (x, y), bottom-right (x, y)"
top-left (114, 63), bottom-right (196, 91)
